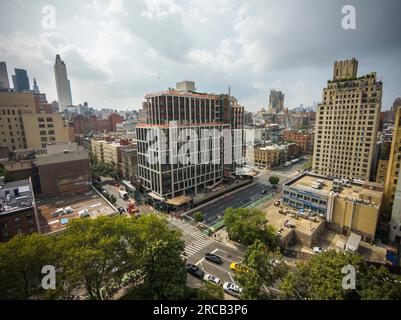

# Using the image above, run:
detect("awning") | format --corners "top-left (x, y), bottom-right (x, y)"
top-left (165, 195), bottom-right (192, 206)
top-left (147, 192), bottom-right (165, 201)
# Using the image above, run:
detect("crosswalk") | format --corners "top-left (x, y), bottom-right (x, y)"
top-left (168, 217), bottom-right (214, 257)
top-left (184, 238), bottom-right (214, 257)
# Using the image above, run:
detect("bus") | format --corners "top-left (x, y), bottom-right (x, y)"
top-left (119, 190), bottom-right (129, 200)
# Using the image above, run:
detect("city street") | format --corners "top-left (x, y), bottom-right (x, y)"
top-left (101, 183), bottom-right (155, 215)
top-left (185, 157), bottom-right (310, 226)
top-left (189, 182), bottom-right (272, 226)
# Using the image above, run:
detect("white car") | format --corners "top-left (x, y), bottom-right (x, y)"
top-left (313, 246), bottom-right (326, 254)
top-left (203, 273), bottom-right (222, 286)
top-left (78, 209), bottom-right (90, 218)
top-left (223, 282), bottom-right (243, 298)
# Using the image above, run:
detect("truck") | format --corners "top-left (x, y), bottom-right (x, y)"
top-left (345, 233), bottom-right (361, 253)
top-left (284, 161), bottom-right (292, 167)
top-left (119, 190), bottom-right (129, 200)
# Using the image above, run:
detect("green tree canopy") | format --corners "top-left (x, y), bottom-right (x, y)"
top-left (279, 250), bottom-right (401, 300)
top-left (0, 233), bottom-right (55, 299)
top-left (197, 282), bottom-right (224, 300)
top-left (193, 211), bottom-right (204, 223)
top-left (268, 176), bottom-right (280, 187)
top-left (0, 214), bottom-right (187, 300)
top-left (224, 208), bottom-right (278, 247)
top-left (236, 239), bottom-right (288, 300)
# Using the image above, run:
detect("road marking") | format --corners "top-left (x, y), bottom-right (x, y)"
top-left (202, 260), bottom-right (232, 275)
top-left (200, 260), bottom-right (237, 285)
top-left (228, 271), bottom-right (236, 286)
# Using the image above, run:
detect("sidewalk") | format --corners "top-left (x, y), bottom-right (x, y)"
top-left (211, 228), bottom-right (246, 252)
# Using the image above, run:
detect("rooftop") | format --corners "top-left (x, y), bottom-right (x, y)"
top-left (285, 173), bottom-right (383, 206)
top-left (264, 205), bottom-right (323, 238)
top-left (0, 178), bottom-right (34, 215)
top-left (145, 90), bottom-right (220, 100)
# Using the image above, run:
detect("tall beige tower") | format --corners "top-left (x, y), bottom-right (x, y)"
top-left (312, 58), bottom-right (382, 181)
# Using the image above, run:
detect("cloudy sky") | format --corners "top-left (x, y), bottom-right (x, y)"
top-left (0, 0), bottom-right (400, 111)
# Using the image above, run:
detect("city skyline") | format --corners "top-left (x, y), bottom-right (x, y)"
top-left (0, 0), bottom-right (400, 111)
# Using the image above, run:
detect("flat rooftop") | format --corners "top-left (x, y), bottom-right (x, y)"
top-left (0, 179), bottom-right (34, 216)
top-left (145, 90), bottom-right (220, 100)
top-left (264, 205), bottom-right (323, 238)
top-left (37, 189), bottom-right (117, 234)
top-left (285, 173), bottom-right (383, 206)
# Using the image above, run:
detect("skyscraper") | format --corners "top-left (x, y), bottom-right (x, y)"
top-left (12, 68), bottom-right (30, 92)
top-left (268, 89), bottom-right (284, 113)
top-left (0, 62), bottom-right (10, 89)
top-left (387, 102), bottom-right (401, 242)
top-left (312, 58), bottom-right (382, 181)
top-left (33, 78), bottom-right (40, 94)
top-left (54, 54), bottom-right (73, 112)
top-left (384, 102), bottom-right (401, 213)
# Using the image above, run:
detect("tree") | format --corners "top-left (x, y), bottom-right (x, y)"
top-left (224, 208), bottom-right (278, 247)
top-left (269, 176), bottom-right (280, 188)
top-left (197, 282), bottom-right (224, 300)
top-left (56, 216), bottom-right (136, 300)
top-left (127, 215), bottom-right (187, 300)
top-left (0, 214), bottom-right (188, 300)
top-left (235, 240), bottom-right (288, 300)
top-left (0, 233), bottom-right (55, 300)
top-left (279, 250), bottom-right (362, 300)
top-left (358, 264), bottom-right (401, 300)
top-left (0, 164), bottom-right (10, 182)
top-left (193, 211), bottom-right (204, 223)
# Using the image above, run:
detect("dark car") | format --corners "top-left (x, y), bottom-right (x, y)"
top-left (117, 207), bottom-right (126, 214)
top-left (205, 253), bottom-right (223, 265)
top-left (186, 263), bottom-right (205, 279)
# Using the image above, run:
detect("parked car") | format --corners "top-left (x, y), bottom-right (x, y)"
top-left (230, 262), bottom-right (239, 272)
top-left (55, 208), bottom-right (65, 216)
top-left (64, 206), bottom-right (73, 214)
top-left (186, 263), bottom-right (204, 280)
top-left (223, 282), bottom-right (243, 298)
top-left (269, 259), bottom-right (282, 267)
top-left (284, 219), bottom-right (296, 228)
top-left (78, 209), bottom-right (90, 218)
top-left (205, 253), bottom-right (223, 265)
top-left (313, 246), bottom-right (326, 254)
top-left (230, 262), bottom-right (249, 273)
top-left (203, 273), bottom-right (222, 285)
top-left (117, 207), bottom-right (126, 214)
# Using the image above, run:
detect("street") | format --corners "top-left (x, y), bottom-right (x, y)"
top-left (189, 182), bottom-right (272, 226)
top-left (185, 157), bottom-right (309, 226)
top-left (101, 183), bottom-right (155, 215)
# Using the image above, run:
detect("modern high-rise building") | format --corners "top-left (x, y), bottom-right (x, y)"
top-left (54, 54), bottom-right (73, 112)
top-left (136, 82), bottom-right (244, 208)
top-left (0, 62), bottom-right (10, 89)
top-left (268, 89), bottom-right (284, 113)
top-left (384, 103), bottom-right (401, 213)
top-left (33, 78), bottom-right (40, 94)
top-left (12, 68), bottom-right (30, 92)
top-left (312, 58), bottom-right (382, 181)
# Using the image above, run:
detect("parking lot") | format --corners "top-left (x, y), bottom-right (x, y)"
top-left (37, 189), bottom-right (117, 234)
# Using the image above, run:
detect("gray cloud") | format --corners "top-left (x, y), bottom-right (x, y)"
top-left (0, 0), bottom-right (399, 110)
